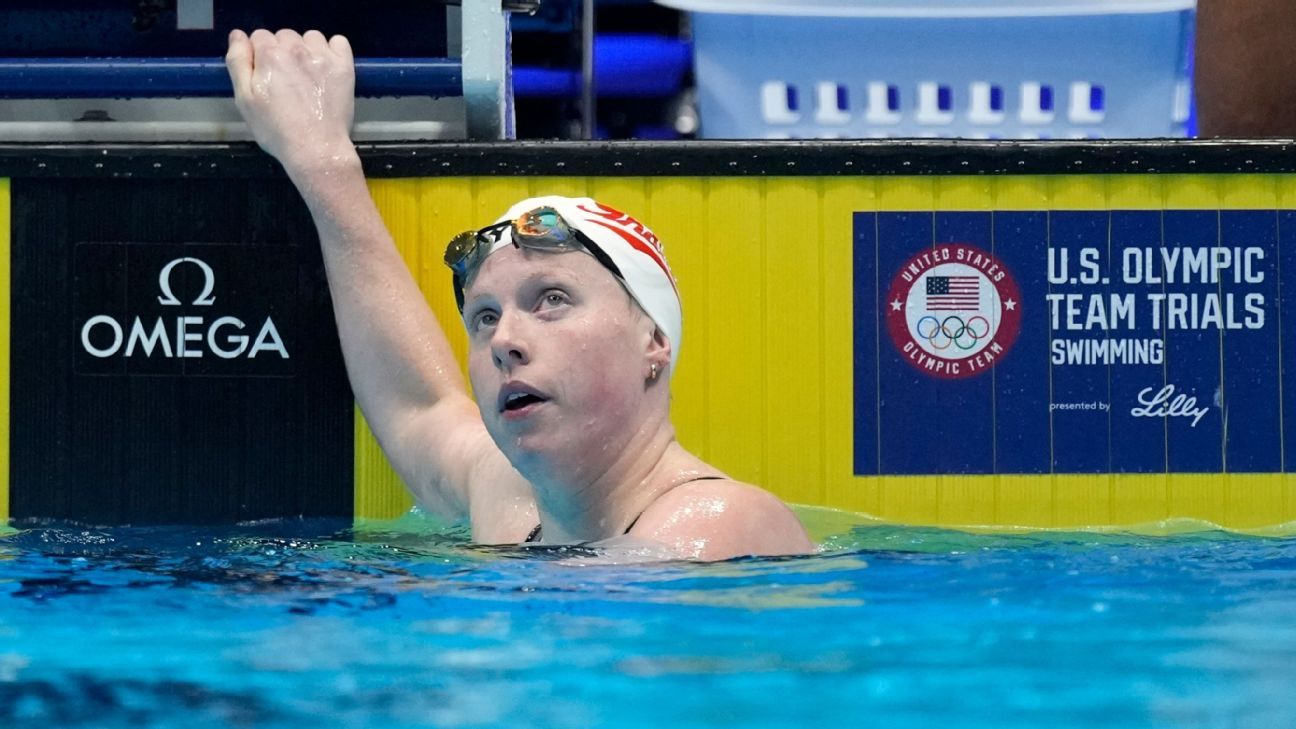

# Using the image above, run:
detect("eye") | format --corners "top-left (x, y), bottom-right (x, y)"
top-left (469, 309), bottom-right (499, 332)
top-left (537, 289), bottom-right (571, 310)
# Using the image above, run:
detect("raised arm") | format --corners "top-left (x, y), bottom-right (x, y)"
top-left (224, 29), bottom-right (526, 524)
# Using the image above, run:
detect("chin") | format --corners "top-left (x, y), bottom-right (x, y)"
top-left (490, 425), bottom-right (555, 467)
top-left (503, 427), bottom-right (605, 480)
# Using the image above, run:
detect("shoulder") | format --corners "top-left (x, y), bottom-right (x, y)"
top-left (631, 479), bottom-right (816, 561)
top-left (404, 398), bottom-right (537, 544)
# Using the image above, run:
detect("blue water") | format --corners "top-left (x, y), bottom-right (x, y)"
top-left (2, 512), bottom-right (1295, 728)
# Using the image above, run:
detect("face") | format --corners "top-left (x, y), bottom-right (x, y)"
top-left (461, 245), bottom-right (659, 475)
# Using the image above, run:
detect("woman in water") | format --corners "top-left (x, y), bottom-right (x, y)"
top-left (225, 29), bottom-right (813, 560)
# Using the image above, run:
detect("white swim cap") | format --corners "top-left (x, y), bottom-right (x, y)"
top-left (488, 196), bottom-right (682, 372)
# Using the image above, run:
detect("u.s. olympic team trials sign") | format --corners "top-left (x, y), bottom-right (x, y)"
top-left (853, 210), bottom-right (1286, 476)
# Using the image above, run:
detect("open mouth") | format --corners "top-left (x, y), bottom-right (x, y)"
top-left (502, 391), bottom-right (547, 412)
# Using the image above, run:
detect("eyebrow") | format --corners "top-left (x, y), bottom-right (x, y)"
top-left (465, 268), bottom-right (574, 308)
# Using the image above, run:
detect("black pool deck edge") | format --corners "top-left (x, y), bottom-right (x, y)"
top-left (2, 139), bottom-right (1296, 179)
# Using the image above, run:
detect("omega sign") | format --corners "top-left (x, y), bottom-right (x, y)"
top-left (81, 256), bottom-right (287, 360)
top-left (74, 246), bottom-right (297, 376)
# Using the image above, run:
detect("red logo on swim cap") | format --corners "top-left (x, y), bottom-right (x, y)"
top-left (576, 202), bottom-right (676, 285)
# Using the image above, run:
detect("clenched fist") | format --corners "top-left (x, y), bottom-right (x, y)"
top-left (226, 29), bottom-right (357, 174)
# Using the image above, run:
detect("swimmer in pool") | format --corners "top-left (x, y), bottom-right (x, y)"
top-left (224, 29), bottom-right (814, 561)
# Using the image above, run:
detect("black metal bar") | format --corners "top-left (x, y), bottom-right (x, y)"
top-left (3, 140), bottom-right (1296, 178)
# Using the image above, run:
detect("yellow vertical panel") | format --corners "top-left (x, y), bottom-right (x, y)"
top-left (876, 177), bottom-right (935, 211)
top-left (644, 178), bottom-right (710, 457)
top-left (472, 177), bottom-right (532, 223)
top-left (763, 178), bottom-right (823, 506)
top-left (702, 178), bottom-right (767, 486)
top-left (939, 475), bottom-right (995, 526)
top-left (369, 178), bottom-right (423, 273)
top-left (934, 176), bottom-right (994, 211)
top-left (417, 177), bottom-right (478, 374)
top-left (1049, 176), bottom-right (1106, 210)
top-left (1111, 473), bottom-right (1168, 524)
top-left (587, 177), bottom-right (649, 218)
top-left (1106, 175), bottom-right (1164, 210)
top-left (528, 176), bottom-right (590, 199)
top-left (0, 179), bottom-right (8, 523)
top-left (1167, 473), bottom-right (1227, 523)
top-left (1278, 176), bottom-right (1296, 209)
top-left (1225, 474), bottom-right (1285, 529)
top-left (353, 410), bottom-right (412, 519)
top-left (1286, 474), bottom-right (1296, 524)
top-left (882, 476), bottom-right (942, 525)
top-left (824, 479), bottom-right (880, 517)
top-left (821, 177), bottom-right (878, 516)
top-left (1161, 175), bottom-right (1221, 209)
top-left (995, 474), bottom-right (1053, 527)
top-left (1052, 474), bottom-right (1112, 527)
top-left (1220, 175), bottom-right (1280, 209)
top-left (993, 177), bottom-right (1050, 210)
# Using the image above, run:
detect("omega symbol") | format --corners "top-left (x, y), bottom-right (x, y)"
top-left (79, 254), bottom-right (289, 361)
top-left (156, 257), bottom-right (217, 306)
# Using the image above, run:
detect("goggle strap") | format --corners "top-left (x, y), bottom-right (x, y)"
top-left (577, 231), bottom-right (624, 281)
top-left (448, 212), bottom-right (624, 312)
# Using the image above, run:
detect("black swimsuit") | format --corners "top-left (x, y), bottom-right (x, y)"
top-left (523, 476), bottom-right (724, 544)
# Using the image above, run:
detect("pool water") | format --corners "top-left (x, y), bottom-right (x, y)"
top-left (2, 510), bottom-right (1295, 728)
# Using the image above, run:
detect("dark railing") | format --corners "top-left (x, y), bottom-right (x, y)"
top-left (0, 57), bottom-right (464, 99)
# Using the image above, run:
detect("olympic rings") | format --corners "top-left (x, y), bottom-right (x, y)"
top-left (914, 313), bottom-right (992, 352)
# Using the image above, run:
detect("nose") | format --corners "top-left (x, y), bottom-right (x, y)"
top-left (490, 309), bottom-right (530, 370)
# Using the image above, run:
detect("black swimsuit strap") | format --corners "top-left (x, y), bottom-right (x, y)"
top-left (523, 476), bottom-right (725, 544)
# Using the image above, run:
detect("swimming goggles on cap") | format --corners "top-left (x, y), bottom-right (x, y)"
top-left (444, 206), bottom-right (624, 310)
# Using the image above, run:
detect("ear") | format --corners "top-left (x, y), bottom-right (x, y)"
top-left (645, 325), bottom-right (672, 376)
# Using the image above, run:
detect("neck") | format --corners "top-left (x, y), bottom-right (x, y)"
top-left (522, 415), bottom-right (712, 542)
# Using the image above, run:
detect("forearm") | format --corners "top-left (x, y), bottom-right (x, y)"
top-left (287, 149), bottom-right (470, 429)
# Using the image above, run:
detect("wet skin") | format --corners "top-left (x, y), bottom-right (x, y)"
top-left (224, 28), bottom-right (816, 559)
top-left (464, 246), bottom-right (659, 481)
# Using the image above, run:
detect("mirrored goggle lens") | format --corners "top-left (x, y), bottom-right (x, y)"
top-left (445, 231), bottom-right (483, 275)
top-left (514, 208), bottom-right (579, 247)
top-left (515, 208), bottom-right (559, 236)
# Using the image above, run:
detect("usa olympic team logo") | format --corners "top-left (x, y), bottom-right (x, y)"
top-left (885, 243), bottom-right (1021, 379)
